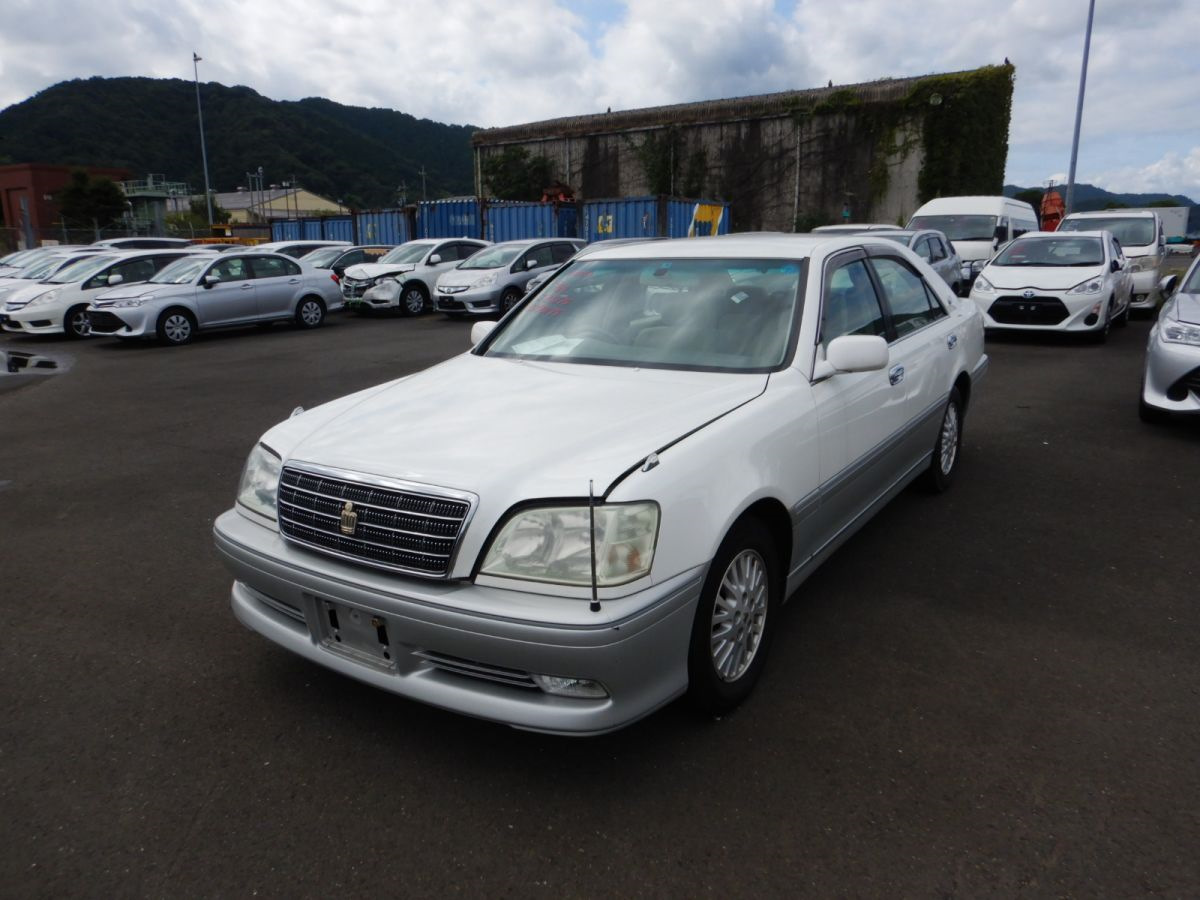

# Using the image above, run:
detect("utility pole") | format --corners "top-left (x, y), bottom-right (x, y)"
top-left (1064, 0), bottom-right (1096, 216)
top-left (193, 53), bottom-right (214, 228)
top-left (420, 166), bottom-right (427, 201)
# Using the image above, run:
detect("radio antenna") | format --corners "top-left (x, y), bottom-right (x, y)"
top-left (588, 480), bottom-right (600, 612)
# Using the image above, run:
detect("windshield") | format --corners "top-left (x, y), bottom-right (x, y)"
top-left (459, 245), bottom-right (524, 270)
top-left (151, 256), bottom-right (209, 284)
top-left (48, 254), bottom-right (119, 284)
top-left (483, 257), bottom-right (803, 372)
top-left (301, 247), bottom-right (344, 267)
top-left (1058, 216), bottom-right (1155, 247)
top-left (22, 256), bottom-right (77, 281)
top-left (908, 215), bottom-right (997, 241)
top-left (379, 243), bottom-right (434, 264)
top-left (993, 237), bottom-right (1104, 267)
top-left (1182, 264), bottom-right (1200, 294)
top-left (1, 249), bottom-right (37, 267)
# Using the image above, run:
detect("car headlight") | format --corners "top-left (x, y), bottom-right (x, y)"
top-left (110, 293), bottom-right (155, 308)
top-left (1162, 316), bottom-right (1200, 347)
top-left (480, 502), bottom-right (659, 587)
top-left (27, 288), bottom-right (60, 308)
top-left (471, 271), bottom-right (500, 289)
top-left (1067, 277), bottom-right (1103, 295)
top-left (1126, 258), bottom-right (1149, 273)
top-left (972, 275), bottom-right (994, 293)
top-left (237, 443), bottom-right (282, 521)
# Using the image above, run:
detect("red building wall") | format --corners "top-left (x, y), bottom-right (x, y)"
top-left (0, 163), bottom-right (130, 236)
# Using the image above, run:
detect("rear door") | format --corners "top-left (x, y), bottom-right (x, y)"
top-left (248, 255), bottom-right (303, 318)
top-left (195, 256), bottom-right (257, 326)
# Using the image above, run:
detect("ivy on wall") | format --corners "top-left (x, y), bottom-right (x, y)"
top-left (794, 64), bottom-right (1015, 207)
top-left (628, 127), bottom-right (710, 198)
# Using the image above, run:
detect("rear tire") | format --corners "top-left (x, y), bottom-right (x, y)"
top-left (295, 296), bottom-right (325, 329)
top-left (687, 518), bottom-right (780, 716)
top-left (63, 304), bottom-right (91, 339)
top-left (922, 387), bottom-right (963, 493)
top-left (156, 308), bottom-right (196, 346)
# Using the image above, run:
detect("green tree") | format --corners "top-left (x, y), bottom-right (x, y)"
top-left (166, 198), bottom-right (231, 234)
top-left (481, 147), bottom-right (553, 201)
top-left (56, 170), bottom-right (128, 227)
top-left (1146, 199), bottom-right (1179, 208)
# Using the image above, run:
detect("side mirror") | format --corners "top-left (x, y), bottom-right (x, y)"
top-left (107, 273), bottom-right (124, 286)
top-left (813, 335), bottom-right (889, 381)
top-left (526, 258), bottom-right (539, 269)
top-left (428, 254), bottom-right (442, 265)
top-left (1159, 274), bottom-right (1178, 297)
top-left (203, 274), bottom-right (218, 288)
top-left (1111, 259), bottom-right (1121, 273)
top-left (470, 320), bottom-right (497, 346)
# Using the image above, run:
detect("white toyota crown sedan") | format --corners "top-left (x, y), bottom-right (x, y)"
top-left (214, 235), bottom-right (988, 735)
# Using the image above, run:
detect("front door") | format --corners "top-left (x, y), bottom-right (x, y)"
top-left (195, 256), bottom-right (257, 326)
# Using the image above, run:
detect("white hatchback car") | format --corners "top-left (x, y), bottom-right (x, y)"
top-left (214, 235), bottom-right (987, 734)
top-left (969, 230), bottom-right (1133, 341)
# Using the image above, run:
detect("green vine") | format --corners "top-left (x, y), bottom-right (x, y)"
top-left (627, 128), bottom-right (709, 197)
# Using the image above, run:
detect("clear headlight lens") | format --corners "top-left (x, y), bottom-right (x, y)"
top-left (236, 443), bottom-right (282, 521)
top-left (1067, 277), bottom-right (1103, 295)
top-left (1162, 317), bottom-right (1200, 346)
top-left (972, 275), bottom-right (994, 293)
top-left (471, 271), bottom-right (500, 288)
top-left (110, 293), bottom-right (155, 308)
top-left (481, 502), bottom-right (659, 587)
top-left (1127, 258), bottom-right (1149, 273)
top-left (27, 288), bottom-right (60, 307)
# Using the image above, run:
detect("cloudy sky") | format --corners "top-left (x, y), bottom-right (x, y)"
top-left (2, 0), bottom-right (1198, 196)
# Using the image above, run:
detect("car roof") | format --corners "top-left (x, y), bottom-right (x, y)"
top-left (578, 233), bottom-right (896, 261)
top-left (1063, 209), bottom-right (1157, 218)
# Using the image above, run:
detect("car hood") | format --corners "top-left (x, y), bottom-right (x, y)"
top-left (269, 353), bottom-right (767, 504)
top-left (3, 282), bottom-right (57, 305)
top-left (437, 266), bottom-right (504, 288)
top-left (1173, 292), bottom-right (1200, 325)
top-left (982, 264), bottom-right (1106, 291)
top-left (949, 239), bottom-right (996, 263)
top-left (343, 263), bottom-right (416, 281)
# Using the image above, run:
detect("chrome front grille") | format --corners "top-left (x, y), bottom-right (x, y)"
top-left (341, 278), bottom-right (370, 300)
top-left (277, 465), bottom-right (473, 578)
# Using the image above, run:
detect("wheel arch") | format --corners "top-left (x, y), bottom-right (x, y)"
top-left (953, 371), bottom-right (972, 413)
top-left (728, 497), bottom-right (792, 590)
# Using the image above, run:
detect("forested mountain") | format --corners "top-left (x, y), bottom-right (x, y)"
top-left (0, 77), bottom-right (477, 207)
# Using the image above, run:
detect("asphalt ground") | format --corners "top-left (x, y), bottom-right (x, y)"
top-left (1, 299), bottom-right (1197, 897)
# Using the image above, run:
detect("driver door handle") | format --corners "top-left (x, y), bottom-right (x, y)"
top-left (888, 365), bottom-right (905, 386)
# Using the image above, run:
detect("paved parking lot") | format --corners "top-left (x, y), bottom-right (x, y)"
top-left (1, 309), bottom-right (1197, 896)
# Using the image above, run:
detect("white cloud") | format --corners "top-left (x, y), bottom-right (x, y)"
top-left (1091, 148), bottom-right (1200, 198)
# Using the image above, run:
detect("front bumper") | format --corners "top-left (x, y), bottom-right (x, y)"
top-left (214, 508), bottom-right (702, 735)
top-left (434, 286), bottom-right (502, 315)
top-left (1128, 268), bottom-right (1162, 310)
top-left (971, 288), bottom-right (1113, 333)
top-left (1, 309), bottom-right (63, 334)
top-left (87, 306), bottom-right (155, 337)
top-left (1142, 329), bottom-right (1200, 415)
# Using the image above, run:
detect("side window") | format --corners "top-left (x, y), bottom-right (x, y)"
top-left (870, 257), bottom-right (942, 338)
top-left (928, 237), bottom-right (946, 261)
top-left (521, 245), bottom-right (556, 270)
top-left (1012, 219), bottom-right (1034, 240)
top-left (914, 237), bottom-right (934, 261)
top-left (150, 254), bottom-right (185, 273)
top-left (820, 259), bottom-right (887, 348)
top-left (338, 250), bottom-right (364, 267)
top-left (1111, 238), bottom-right (1124, 263)
top-left (111, 258), bottom-right (157, 284)
top-left (362, 248), bottom-right (389, 262)
top-left (248, 256), bottom-right (293, 279)
top-left (210, 257), bottom-right (249, 282)
top-left (551, 243), bottom-right (577, 264)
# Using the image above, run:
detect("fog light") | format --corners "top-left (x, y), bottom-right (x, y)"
top-left (531, 674), bottom-right (609, 699)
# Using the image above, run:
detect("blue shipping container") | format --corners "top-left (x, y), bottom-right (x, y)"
top-left (484, 203), bottom-right (578, 242)
top-left (271, 220), bottom-right (301, 242)
top-left (667, 199), bottom-right (731, 238)
top-left (418, 199), bottom-right (482, 239)
top-left (356, 210), bottom-right (411, 246)
top-left (583, 197), bottom-right (659, 242)
top-left (322, 216), bottom-right (355, 243)
top-left (301, 219), bottom-right (323, 240)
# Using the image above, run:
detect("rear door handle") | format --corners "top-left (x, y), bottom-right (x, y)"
top-left (288, 278), bottom-right (301, 284)
top-left (241, 283), bottom-right (253, 290)
top-left (946, 333), bottom-right (958, 350)
top-left (888, 365), bottom-right (905, 386)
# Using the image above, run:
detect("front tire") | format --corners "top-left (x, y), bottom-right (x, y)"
top-left (397, 284), bottom-right (428, 317)
top-left (499, 287), bottom-right (522, 316)
top-left (156, 308), bottom-right (196, 346)
top-left (295, 296), bottom-right (325, 329)
top-left (64, 304), bottom-right (91, 339)
top-left (922, 387), bottom-right (963, 493)
top-left (687, 518), bottom-right (780, 715)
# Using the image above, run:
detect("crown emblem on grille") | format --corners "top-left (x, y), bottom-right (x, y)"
top-left (339, 501), bottom-right (359, 536)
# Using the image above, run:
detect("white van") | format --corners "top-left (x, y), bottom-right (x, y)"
top-left (1057, 209), bottom-right (1165, 311)
top-left (908, 196), bottom-right (1039, 285)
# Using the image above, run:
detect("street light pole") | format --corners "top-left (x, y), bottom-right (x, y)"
top-left (1064, 0), bottom-right (1096, 216)
top-left (192, 53), bottom-right (214, 228)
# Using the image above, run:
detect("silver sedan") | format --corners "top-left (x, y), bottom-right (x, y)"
top-left (1140, 263), bottom-right (1200, 422)
top-left (87, 252), bottom-right (343, 345)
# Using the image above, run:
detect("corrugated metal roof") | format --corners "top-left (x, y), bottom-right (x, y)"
top-left (473, 69), bottom-right (975, 145)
